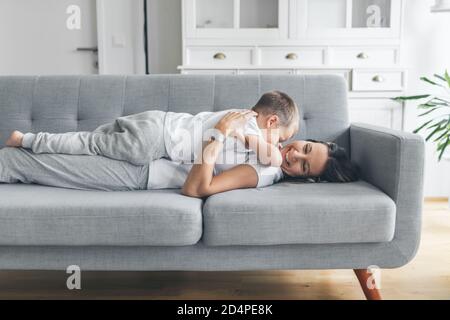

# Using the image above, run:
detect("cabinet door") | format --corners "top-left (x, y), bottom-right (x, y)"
top-left (296, 0), bottom-right (402, 39)
top-left (348, 98), bottom-right (403, 129)
top-left (184, 0), bottom-right (288, 38)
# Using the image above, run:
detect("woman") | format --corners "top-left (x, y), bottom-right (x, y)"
top-left (0, 112), bottom-right (359, 197)
top-left (181, 111), bottom-right (359, 197)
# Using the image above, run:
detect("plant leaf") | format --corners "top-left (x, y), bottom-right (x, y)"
top-left (445, 70), bottom-right (450, 88)
top-left (433, 130), bottom-right (449, 142)
top-left (413, 119), bottom-right (434, 133)
top-left (420, 76), bottom-right (445, 88)
top-left (429, 99), bottom-right (449, 106)
top-left (426, 119), bottom-right (448, 130)
top-left (425, 125), bottom-right (446, 141)
top-left (437, 140), bottom-right (447, 150)
top-left (418, 107), bottom-right (441, 117)
top-left (434, 74), bottom-right (447, 82)
top-left (391, 94), bottom-right (430, 101)
top-left (432, 97), bottom-right (450, 105)
top-left (437, 137), bottom-right (449, 161)
top-left (418, 103), bottom-right (438, 109)
top-left (433, 117), bottom-right (450, 142)
top-left (417, 103), bottom-right (436, 109)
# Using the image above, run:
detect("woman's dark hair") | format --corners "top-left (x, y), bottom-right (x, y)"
top-left (287, 139), bottom-right (360, 183)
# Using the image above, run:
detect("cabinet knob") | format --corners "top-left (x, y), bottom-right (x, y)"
top-left (285, 53), bottom-right (298, 60)
top-left (357, 52), bottom-right (369, 59)
top-left (372, 75), bottom-right (385, 82)
top-left (213, 52), bottom-right (226, 60)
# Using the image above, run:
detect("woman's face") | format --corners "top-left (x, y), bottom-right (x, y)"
top-left (280, 140), bottom-right (329, 178)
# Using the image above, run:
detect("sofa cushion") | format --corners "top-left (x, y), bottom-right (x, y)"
top-left (0, 184), bottom-right (202, 246)
top-left (203, 181), bottom-right (396, 246)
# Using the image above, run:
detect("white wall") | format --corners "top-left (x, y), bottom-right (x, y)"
top-left (0, 0), bottom-right (145, 75)
top-left (0, 0), bottom-right (98, 74)
top-left (402, 0), bottom-right (450, 197)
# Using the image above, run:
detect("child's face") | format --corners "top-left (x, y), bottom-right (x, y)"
top-left (279, 123), bottom-right (298, 142)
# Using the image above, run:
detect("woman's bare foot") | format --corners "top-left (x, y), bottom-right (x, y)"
top-left (6, 130), bottom-right (24, 147)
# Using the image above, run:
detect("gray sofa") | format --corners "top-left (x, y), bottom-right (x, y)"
top-left (0, 75), bottom-right (424, 297)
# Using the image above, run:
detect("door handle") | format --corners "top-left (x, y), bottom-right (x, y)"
top-left (76, 47), bottom-right (98, 53)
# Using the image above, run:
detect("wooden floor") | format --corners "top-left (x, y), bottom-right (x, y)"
top-left (0, 200), bottom-right (449, 300)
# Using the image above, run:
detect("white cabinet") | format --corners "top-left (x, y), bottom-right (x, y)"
top-left (185, 0), bottom-right (288, 38)
top-left (295, 0), bottom-right (402, 39)
top-left (180, 0), bottom-right (405, 130)
top-left (348, 98), bottom-right (403, 129)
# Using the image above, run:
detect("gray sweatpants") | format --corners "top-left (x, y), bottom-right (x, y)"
top-left (0, 147), bottom-right (148, 191)
top-left (22, 110), bottom-right (167, 165)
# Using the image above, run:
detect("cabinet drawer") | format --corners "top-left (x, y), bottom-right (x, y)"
top-left (259, 47), bottom-right (324, 66)
top-left (352, 70), bottom-right (405, 91)
top-left (239, 69), bottom-right (293, 75)
top-left (181, 69), bottom-right (237, 75)
top-left (330, 47), bottom-right (398, 66)
top-left (186, 47), bottom-right (253, 66)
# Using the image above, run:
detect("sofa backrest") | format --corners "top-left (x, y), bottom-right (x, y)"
top-left (0, 74), bottom-right (349, 149)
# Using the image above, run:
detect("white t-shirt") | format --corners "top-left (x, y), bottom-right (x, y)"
top-left (147, 158), bottom-right (283, 190)
top-left (163, 109), bottom-right (262, 164)
top-left (153, 109), bottom-right (281, 191)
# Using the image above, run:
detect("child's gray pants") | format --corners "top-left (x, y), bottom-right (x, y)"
top-left (0, 147), bottom-right (149, 191)
top-left (22, 110), bottom-right (167, 166)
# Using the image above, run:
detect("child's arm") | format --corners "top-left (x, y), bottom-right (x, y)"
top-left (245, 135), bottom-right (283, 167)
top-left (235, 115), bottom-right (282, 167)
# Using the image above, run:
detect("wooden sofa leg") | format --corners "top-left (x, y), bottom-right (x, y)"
top-left (354, 269), bottom-right (382, 300)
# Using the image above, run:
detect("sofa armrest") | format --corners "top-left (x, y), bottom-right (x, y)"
top-left (350, 123), bottom-right (425, 264)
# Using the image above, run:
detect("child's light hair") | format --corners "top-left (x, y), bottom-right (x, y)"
top-left (251, 90), bottom-right (299, 128)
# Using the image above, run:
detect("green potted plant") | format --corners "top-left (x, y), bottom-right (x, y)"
top-left (393, 71), bottom-right (450, 160)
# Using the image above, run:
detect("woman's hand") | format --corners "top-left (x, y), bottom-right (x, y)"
top-left (214, 110), bottom-right (257, 137)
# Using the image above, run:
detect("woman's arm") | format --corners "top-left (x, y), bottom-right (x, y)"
top-left (182, 163), bottom-right (258, 198)
top-left (182, 111), bottom-right (258, 198)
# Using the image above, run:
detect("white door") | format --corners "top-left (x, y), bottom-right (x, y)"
top-left (0, 0), bottom-right (98, 74)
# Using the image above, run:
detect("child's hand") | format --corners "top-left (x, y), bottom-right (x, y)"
top-left (215, 110), bottom-right (257, 137)
top-left (246, 134), bottom-right (283, 167)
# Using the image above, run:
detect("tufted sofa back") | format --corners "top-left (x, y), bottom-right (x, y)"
top-left (0, 74), bottom-right (349, 149)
